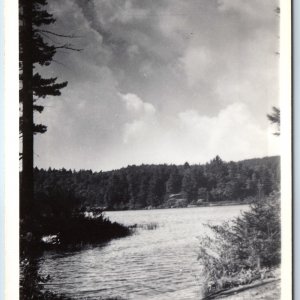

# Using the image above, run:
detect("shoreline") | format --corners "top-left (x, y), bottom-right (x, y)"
top-left (201, 268), bottom-right (281, 300)
top-left (104, 201), bottom-right (251, 212)
top-left (204, 278), bottom-right (280, 300)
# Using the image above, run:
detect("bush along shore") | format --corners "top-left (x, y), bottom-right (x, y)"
top-left (198, 192), bottom-right (281, 299)
top-left (20, 212), bottom-right (130, 300)
top-left (20, 193), bottom-right (131, 299)
top-left (21, 212), bottom-right (130, 254)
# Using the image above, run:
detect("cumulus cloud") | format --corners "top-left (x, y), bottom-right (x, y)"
top-left (109, 0), bottom-right (149, 23)
top-left (118, 93), bottom-right (156, 143)
top-left (33, 0), bottom-right (280, 171)
top-left (177, 103), bottom-right (278, 161)
top-left (127, 44), bottom-right (140, 59)
top-left (123, 120), bottom-right (149, 143)
top-left (73, 0), bottom-right (111, 43)
top-left (101, 103), bottom-right (279, 169)
top-left (180, 47), bottom-right (212, 87)
top-left (119, 93), bottom-right (155, 115)
top-left (217, 0), bottom-right (277, 23)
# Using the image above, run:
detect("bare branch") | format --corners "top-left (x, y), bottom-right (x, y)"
top-left (39, 31), bottom-right (59, 45)
top-left (37, 29), bottom-right (82, 39)
top-left (54, 44), bottom-right (83, 51)
top-left (52, 59), bottom-right (74, 71)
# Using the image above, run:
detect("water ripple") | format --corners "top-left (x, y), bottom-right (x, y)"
top-left (39, 205), bottom-right (247, 299)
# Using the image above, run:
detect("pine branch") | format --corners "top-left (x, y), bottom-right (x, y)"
top-left (267, 106), bottom-right (280, 136)
top-left (39, 31), bottom-right (59, 45)
top-left (33, 105), bottom-right (44, 113)
top-left (38, 29), bottom-right (81, 39)
top-left (33, 124), bottom-right (47, 134)
top-left (54, 44), bottom-right (83, 52)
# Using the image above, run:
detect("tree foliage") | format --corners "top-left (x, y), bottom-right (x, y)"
top-left (267, 106), bottom-right (280, 136)
top-left (19, 0), bottom-right (78, 217)
top-left (19, 0), bottom-right (69, 137)
top-left (198, 192), bottom-right (281, 297)
top-left (33, 156), bottom-right (280, 210)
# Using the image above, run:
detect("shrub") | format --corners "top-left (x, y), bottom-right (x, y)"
top-left (198, 192), bottom-right (281, 297)
top-left (20, 257), bottom-right (72, 300)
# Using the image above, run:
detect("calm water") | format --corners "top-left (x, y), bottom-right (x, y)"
top-left (39, 205), bottom-right (247, 300)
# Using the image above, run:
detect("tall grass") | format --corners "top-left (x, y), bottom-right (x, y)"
top-left (137, 222), bottom-right (159, 230)
top-left (198, 192), bottom-right (281, 297)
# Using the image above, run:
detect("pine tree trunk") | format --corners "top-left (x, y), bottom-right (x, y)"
top-left (20, 0), bottom-right (34, 219)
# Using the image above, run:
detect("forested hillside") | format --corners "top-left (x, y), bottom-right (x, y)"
top-left (34, 156), bottom-right (280, 210)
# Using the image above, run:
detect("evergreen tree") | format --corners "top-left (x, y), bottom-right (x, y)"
top-left (267, 106), bottom-right (280, 136)
top-left (19, 0), bottom-right (79, 217)
top-left (197, 187), bottom-right (209, 202)
top-left (126, 168), bottom-right (140, 209)
top-left (33, 156), bottom-right (280, 209)
top-left (105, 173), bottom-right (122, 209)
top-left (208, 156), bottom-right (228, 180)
top-left (260, 168), bottom-right (273, 196)
top-left (166, 167), bottom-right (182, 195)
top-left (136, 177), bottom-right (149, 208)
top-left (181, 169), bottom-right (198, 203)
top-left (147, 171), bottom-right (165, 207)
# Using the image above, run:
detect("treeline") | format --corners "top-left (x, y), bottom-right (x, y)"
top-left (34, 156), bottom-right (280, 210)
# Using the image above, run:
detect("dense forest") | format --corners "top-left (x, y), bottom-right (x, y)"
top-left (34, 156), bottom-right (280, 211)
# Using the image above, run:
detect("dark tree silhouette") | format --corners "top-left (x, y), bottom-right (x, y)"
top-left (267, 106), bottom-right (280, 136)
top-left (33, 156), bottom-right (280, 210)
top-left (19, 0), bottom-right (80, 218)
top-left (166, 167), bottom-right (182, 195)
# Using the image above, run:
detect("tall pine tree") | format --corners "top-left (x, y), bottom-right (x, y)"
top-left (181, 169), bottom-right (198, 203)
top-left (19, 0), bottom-right (77, 218)
top-left (166, 166), bottom-right (182, 195)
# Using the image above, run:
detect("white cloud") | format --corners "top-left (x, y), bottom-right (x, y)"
top-left (119, 93), bottom-right (156, 115)
top-left (34, 0), bottom-right (279, 171)
top-left (123, 120), bottom-right (147, 143)
top-left (180, 47), bottom-right (212, 86)
top-left (109, 0), bottom-right (149, 24)
top-left (217, 0), bottom-right (276, 22)
top-left (119, 93), bottom-right (156, 143)
top-left (217, 0), bottom-right (256, 13)
top-left (177, 103), bottom-right (279, 162)
top-left (127, 44), bottom-right (140, 59)
top-left (158, 8), bottom-right (187, 42)
top-left (106, 103), bottom-right (280, 169)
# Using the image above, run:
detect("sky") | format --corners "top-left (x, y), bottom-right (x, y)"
top-left (34, 0), bottom-right (280, 171)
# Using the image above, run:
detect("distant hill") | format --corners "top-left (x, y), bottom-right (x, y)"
top-left (34, 156), bottom-right (280, 210)
top-left (239, 156), bottom-right (280, 170)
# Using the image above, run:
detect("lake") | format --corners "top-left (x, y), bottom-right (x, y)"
top-left (39, 205), bottom-right (247, 300)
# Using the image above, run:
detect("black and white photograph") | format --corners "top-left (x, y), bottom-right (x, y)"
top-left (13, 0), bottom-right (292, 299)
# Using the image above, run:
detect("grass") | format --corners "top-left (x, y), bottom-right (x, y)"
top-left (138, 222), bottom-right (159, 230)
top-left (129, 222), bottom-right (159, 231)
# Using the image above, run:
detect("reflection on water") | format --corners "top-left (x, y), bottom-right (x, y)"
top-left (39, 205), bottom-right (247, 299)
